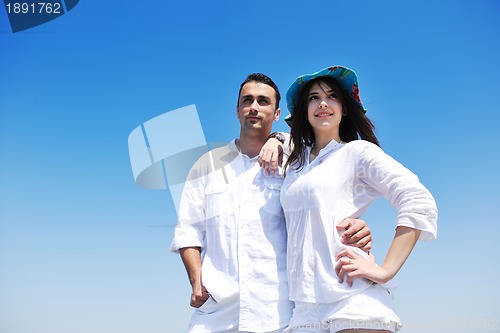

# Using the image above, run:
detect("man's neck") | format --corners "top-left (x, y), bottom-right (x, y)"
top-left (236, 130), bottom-right (270, 158)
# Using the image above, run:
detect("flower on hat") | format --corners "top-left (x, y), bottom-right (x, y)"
top-left (351, 84), bottom-right (361, 104)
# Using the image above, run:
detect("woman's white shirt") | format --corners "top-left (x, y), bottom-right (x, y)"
top-left (280, 139), bottom-right (438, 303)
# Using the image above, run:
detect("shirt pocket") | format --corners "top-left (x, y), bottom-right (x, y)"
top-left (204, 182), bottom-right (231, 219)
top-left (261, 178), bottom-right (284, 217)
top-left (196, 296), bottom-right (217, 314)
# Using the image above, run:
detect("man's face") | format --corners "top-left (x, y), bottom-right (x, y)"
top-left (236, 81), bottom-right (280, 133)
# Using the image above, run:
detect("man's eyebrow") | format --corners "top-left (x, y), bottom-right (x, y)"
top-left (240, 94), bottom-right (271, 100)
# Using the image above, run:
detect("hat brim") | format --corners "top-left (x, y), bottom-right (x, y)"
top-left (285, 65), bottom-right (366, 126)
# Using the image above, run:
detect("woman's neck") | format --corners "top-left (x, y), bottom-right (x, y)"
top-left (311, 131), bottom-right (341, 156)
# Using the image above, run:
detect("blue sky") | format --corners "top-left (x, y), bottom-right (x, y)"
top-left (1, 1), bottom-right (499, 332)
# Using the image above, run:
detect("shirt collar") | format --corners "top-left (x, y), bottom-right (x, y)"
top-left (307, 138), bottom-right (344, 162)
top-left (228, 139), bottom-right (239, 153)
top-left (230, 138), bottom-right (258, 162)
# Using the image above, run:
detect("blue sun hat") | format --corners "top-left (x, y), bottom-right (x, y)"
top-left (284, 65), bottom-right (366, 126)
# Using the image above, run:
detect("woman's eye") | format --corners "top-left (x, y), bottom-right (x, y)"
top-left (329, 93), bottom-right (337, 99)
top-left (309, 95), bottom-right (318, 101)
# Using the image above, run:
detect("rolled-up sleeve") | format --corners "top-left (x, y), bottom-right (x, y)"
top-left (170, 164), bottom-right (207, 252)
top-left (356, 142), bottom-right (438, 241)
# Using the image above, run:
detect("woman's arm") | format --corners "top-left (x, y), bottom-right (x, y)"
top-left (258, 132), bottom-right (288, 174)
top-left (336, 226), bottom-right (421, 286)
top-left (335, 142), bottom-right (437, 286)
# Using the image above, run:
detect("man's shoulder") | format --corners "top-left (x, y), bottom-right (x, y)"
top-left (189, 141), bottom-right (239, 177)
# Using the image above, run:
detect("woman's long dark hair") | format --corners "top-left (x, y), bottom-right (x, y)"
top-left (285, 76), bottom-right (380, 172)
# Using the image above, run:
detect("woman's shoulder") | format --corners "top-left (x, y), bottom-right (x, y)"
top-left (342, 140), bottom-right (388, 164)
top-left (344, 139), bottom-right (382, 153)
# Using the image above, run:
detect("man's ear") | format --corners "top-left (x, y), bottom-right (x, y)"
top-left (274, 107), bottom-right (281, 121)
top-left (236, 106), bottom-right (240, 118)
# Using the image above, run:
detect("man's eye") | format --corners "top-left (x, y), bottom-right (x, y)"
top-left (259, 99), bottom-right (269, 105)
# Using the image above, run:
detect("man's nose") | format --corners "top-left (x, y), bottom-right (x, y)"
top-left (250, 99), bottom-right (259, 111)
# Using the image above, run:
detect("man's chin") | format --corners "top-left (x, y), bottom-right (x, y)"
top-left (245, 121), bottom-right (262, 128)
top-left (243, 123), bottom-right (267, 132)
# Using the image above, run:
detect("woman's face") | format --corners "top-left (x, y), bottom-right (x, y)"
top-left (306, 81), bottom-right (343, 136)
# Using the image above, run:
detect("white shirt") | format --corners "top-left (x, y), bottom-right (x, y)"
top-left (281, 139), bottom-right (438, 303)
top-left (170, 140), bottom-right (293, 332)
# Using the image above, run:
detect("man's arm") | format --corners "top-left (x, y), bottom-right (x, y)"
top-left (179, 247), bottom-right (210, 308)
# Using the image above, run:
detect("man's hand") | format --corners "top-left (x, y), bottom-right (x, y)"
top-left (337, 218), bottom-right (372, 252)
top-left (190, 283), bottom-right (211, 308)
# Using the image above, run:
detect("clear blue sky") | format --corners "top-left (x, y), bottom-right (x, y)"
top-left (1, 1), bottom-right (499, 332)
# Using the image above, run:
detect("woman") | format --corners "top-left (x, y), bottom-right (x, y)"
top-left (270, 66), bottom-right (438, 332)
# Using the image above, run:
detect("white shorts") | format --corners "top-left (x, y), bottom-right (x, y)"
top-left (284, 284), bottom-right (401, 333)
top-left (186, 296), bottom-right (285, 333)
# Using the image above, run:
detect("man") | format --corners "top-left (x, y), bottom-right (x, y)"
top-left (170, 73), bottom-right (372, 333)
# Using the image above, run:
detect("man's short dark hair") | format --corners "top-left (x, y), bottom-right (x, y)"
top-left (237, 73), bottom-right (281, 110)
